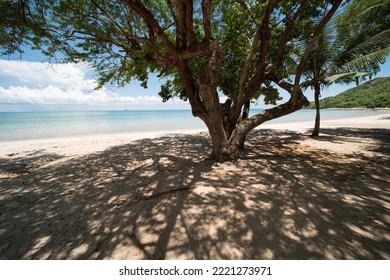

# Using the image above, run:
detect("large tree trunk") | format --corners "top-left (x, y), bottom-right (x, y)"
top-left (201, 94), bottom-right (240, 162)
top-left (203, 108), bottom-right (232, 162)
top-left (203, 93), bottom-right (309, 162)
top-left (312, 84), bottom-right (321, 137)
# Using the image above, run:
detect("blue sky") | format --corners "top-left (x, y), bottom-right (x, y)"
top-left (0, 50), bottom-right (389, 112)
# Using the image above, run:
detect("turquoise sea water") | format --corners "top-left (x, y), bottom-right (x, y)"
top-left (0, 109), bottom-right (384, 141)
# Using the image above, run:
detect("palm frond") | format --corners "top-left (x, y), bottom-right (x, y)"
top-left (341, 47), bottom-right (390, 71)
top-left (325, 71), bottom-right (371, 84)
top-left (300, 80), bottom-right (314, 90)
top-left (356, 0), bottom-right (390, 17)
top-left (348, 29), bottom-right (390, 57)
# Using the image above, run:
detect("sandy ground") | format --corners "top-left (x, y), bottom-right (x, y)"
top-left (0, 113), bottom-right (389, 259)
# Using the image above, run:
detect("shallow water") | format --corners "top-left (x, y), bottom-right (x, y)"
top-left (0, 109), bottom-right (384, 141)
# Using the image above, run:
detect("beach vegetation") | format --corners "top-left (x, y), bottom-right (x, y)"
top-left (0, 0), bottom-right (349, 161)
top-left (307, 77), bottom-right (390, 109)
top-left (301, 0), bottom-right (390, 136)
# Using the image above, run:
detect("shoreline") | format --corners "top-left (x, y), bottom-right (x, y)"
top-left (306, 107), bottom-right (390, 111)
top-left (1, 112), bottom-right (390, 158)
top-left (260, 112), bottom-right (390, 130)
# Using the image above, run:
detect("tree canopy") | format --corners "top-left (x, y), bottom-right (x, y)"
top-left (1, 0), bottom-right (345, 161)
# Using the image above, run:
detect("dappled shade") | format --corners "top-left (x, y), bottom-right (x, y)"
top-left (0, 129), bottom-right (389, 259)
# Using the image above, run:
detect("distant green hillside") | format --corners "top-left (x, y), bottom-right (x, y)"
top-left (307, 77), bottom-right (390, 109)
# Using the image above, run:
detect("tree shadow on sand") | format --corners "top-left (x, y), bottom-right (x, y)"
top-left (0, 129), bottom-right (389, 259)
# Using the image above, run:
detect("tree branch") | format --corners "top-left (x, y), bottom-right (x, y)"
top-left (237, 27), bottom-right (261, 106)
top-left (184, 0), bottom-right (197, 45)
top-left (237, 0), bottom-right (260, 25)
top-left (174, 0), bottom-right (187, 49)
top-left (180, 40), bottom-right (209, 59)
top-left (272, 0), bottom-right (308, 69)
top-left (201, 0), bottom-right (212, 40)
top-left (266, 71), bottom-right (294, 94)
top-left (294, 0), bottom-right (342, 88)
top-left (123, 0), bottom-right (178, 60)
top-left (237, 0), bottom-right (280, 110)
top-left (166, 0), bottom-right (179, 31)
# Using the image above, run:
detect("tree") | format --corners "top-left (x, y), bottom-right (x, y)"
top-left (1, 0), bottom-right (343, 161)
top-left (301, 0), bottom-right (390, 136)
top-left (300, 27), bottom-right (371, 137)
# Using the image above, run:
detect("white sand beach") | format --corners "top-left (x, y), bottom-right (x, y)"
top-left (0, 112), bottom-right (389, 259)
top-left (0, 128), bottom-right (206, 159)
top-left (1, 112), bottom-right (389, 158)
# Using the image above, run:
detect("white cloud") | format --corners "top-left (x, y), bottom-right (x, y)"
top-left (0, 59), bottom-right (188, 109)
top-left (0, 85), bottom-right (164, 105)
top-left (0, 59), bottom-right (95, 90)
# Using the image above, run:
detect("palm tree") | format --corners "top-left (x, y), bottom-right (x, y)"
top-left (302, 0), bottom-right (389, 137)
top-left (301, 30), bottom-right (370, 136)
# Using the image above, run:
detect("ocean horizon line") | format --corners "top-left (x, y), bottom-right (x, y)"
top-left (1, 107), bottom-right (389, 114)
top-left (1, 109), bottom-right (387, 142)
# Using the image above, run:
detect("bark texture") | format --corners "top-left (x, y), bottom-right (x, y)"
top-left (312, 84), bottom-right (321, 137)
